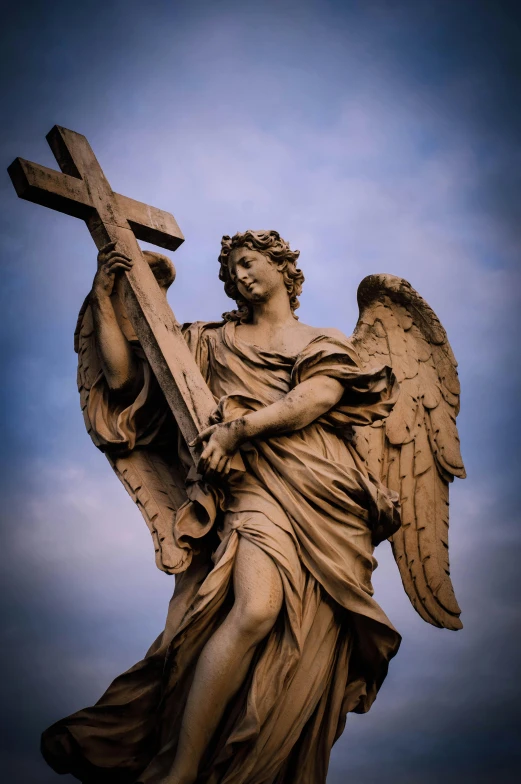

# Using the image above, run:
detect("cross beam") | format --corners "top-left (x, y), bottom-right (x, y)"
top-left (8, 126), bottom-right (234, 468)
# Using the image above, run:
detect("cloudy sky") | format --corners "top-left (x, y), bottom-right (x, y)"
top-left (1, 1), bottom-right (520, 782)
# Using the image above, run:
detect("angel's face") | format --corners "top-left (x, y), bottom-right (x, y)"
top-left (227, 246), bottom-right (284, 304)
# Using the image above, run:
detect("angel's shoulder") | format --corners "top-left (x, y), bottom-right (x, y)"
top-left (318, 326), bottom-right (350, 343)
top-left (302, 325), bottom-right (351, 344)
top-left (291, 324), bottom-right (355, 361)
top-left (182, 320), bottom-right (225, 338)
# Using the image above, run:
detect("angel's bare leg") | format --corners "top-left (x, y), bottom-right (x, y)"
top-left (164, 536), bottom-right (283, 784)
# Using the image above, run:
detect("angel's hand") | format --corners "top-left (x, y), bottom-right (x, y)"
top-left (92, 241), bottom-right (133, 298)
top-left (190, 418), bottom-right (246, 478)
top-left (208, 405), bottom-right (223, 425)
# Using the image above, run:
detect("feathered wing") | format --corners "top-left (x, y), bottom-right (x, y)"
top-left (74, 292), bottom-right (190, 575)
top-left (352, 274), bottom-right (465, 630)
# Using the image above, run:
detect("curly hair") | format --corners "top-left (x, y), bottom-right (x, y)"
top-left (218, 230), bottom-right (304, 323)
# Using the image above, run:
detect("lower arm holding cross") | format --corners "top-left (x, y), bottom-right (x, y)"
top-left (194, 375), bottom-right (345, 477)
top-left (240, 375), bottom-right (344, 442)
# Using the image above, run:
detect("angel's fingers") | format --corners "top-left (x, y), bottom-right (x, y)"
top-left (206, 453), bottom-right (223, 473)
top-left (196, 448), bottom-right (211, 471)
top-left (200, 443), bottom-right (214, 461)
top-left (189, 426), bottom-right (215, 447)
top-left (216, 456), bottom-right (228, 475)
top-left (222, 458), bottom-right (232, 477)
top-left (105, 258), bottom-right (133, 270)
top-left (99, 240), bottom-right (117, 257)
top-left (106, 250), bottom-right (133, 262)
top-left (104, 262), bottom-right (133, 275)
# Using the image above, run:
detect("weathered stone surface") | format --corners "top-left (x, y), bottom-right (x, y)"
top-left (10, 133), bottom-right (465, 784)
top-left (8, 126), bottom-right (230, 466)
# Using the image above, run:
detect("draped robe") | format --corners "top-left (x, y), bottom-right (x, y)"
top-left (42, 320), bottom-right (402, 784)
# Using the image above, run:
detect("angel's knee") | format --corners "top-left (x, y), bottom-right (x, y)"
top-left (230, 537), bottom-right (283, 645)
top-left (229, 594), bottom-right (282, 645)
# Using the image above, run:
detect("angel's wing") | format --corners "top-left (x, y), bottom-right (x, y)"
top-left (74, 291), bottom-right (190, 575)
top-left (352, 274), bottom-right (465, 630)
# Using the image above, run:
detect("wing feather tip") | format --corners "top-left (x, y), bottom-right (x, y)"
top-left (444, 616), bottom-right (463, 631)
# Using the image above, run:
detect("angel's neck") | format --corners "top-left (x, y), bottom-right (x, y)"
top-left (250, 290), bottom-right (293, 328)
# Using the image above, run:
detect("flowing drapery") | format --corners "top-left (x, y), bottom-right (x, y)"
top-left (42, 321), bottom-right (402, 784)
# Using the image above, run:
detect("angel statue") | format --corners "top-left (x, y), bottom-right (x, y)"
top-left (41, 229), bottom-right (465, 784)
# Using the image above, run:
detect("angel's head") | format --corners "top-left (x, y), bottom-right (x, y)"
top-left (218, 230), bottom-right (304, 323)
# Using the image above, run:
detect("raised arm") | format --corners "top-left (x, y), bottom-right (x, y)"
top-left (193, 375), bottom-right (344, 477)
top-left (90, 241), bottom-right (141, 394)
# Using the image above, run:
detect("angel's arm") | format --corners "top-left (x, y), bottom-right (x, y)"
top-left (242, 376), bottom-right (344, 438)
top-left (91, 241), bottom-right (141, 394)
top-left (193, 375), bottom-right (344, 475)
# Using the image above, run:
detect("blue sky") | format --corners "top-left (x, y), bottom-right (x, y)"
top-left (1, 1), bottom-right (520, 782)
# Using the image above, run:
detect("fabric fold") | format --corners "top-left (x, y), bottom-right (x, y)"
top-left (42, 319), bottom-right (402, 784)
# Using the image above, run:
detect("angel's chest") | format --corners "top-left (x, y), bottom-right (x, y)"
top-left (206, 348), bottom-right (292, 403)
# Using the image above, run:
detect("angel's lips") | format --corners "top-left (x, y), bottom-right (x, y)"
top-left (242, 281), bottom-right (258, 294)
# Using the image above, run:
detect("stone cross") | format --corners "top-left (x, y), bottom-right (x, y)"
top-left (8, 126), bottom-right (234, 467)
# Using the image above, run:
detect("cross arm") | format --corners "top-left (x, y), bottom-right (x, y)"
top-left (119, 194), bottom-right (184, 251)
top-left (8, 157), bottom-right (92, 220)
top-left (8, 159), bottom-right (185, 253)
top-left (7, 125), bottom-right (184, 252)
top-left (7, 126), bottom-right (242, 471)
